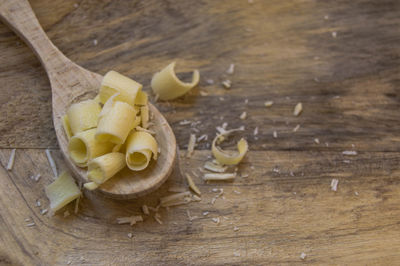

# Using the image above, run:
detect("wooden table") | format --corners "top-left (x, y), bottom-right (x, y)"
top-left (1, 0), bottom-right (400, 264)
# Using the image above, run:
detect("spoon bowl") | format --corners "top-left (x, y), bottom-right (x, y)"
top-left (0, 0), bottom-right (177, 199)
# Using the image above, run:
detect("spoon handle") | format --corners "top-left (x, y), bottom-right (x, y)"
top-left (0, 0), bottom-right (69, 75)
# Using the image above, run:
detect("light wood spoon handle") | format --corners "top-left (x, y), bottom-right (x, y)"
top-left (0, 0), bottom-right (70, 75)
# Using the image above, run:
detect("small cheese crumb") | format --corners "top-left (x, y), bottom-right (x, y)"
top-left (244, 99), bottom-right (249, 104)
top-left (142, 205), bottom-right (150, 215)
top-left (203, 211), bottom-right (209, 216)
top-left (154, 213), bottom-right (163, 224)
top-left (253, 127), bottom-right (259, 136)
top-left (93, 39), bottom-right (98, 45)
top-left (300, 252), bottom-right (307, 260)
top-left (342, 150), bottom-right (357, 156)
top-left (324, 15), bottom-right (329, 20)
top-left (206, 79), bottom-right (214, 85)
top-left (186, 173), bottom-right (201, 195)
top-left (222, 80), bottom-right (231, 89)
top-left (293, 102), bottom-right (303, 116)
top-left (293, 124), bottom-right (300, 132)
top-left (233, 226), bottom-right (240, 232)
top-left (314, 138), bottom-right (320, 144)
top-left (197, 134), bottom-right (208, 142)
top-left (26, 222), bottom-right (36, 227)
top-left (203, 173), bottom-right (236, 181)
top-left (355, 191), bottom-right (359, 196)
top-left (240, 111), bottom-right (247, 120)
top-left (212, 217), bottom-right (220, 224)
top-left (179, 120), bottom-right (192, 125)
top-left (331, 179), bottom-right (339, 191)
top-left (41, 209), bottom-right (48, 215)
top-left (332, 31), bottom-right (337, 38)
top-left (36, 200), bottom-right (41, 207)
top-left (226, 64), bottom-right (235, 75)
top-left (186, 134), bottom-right (196, 158)
top-left (6, 148), bottom-right (16, 171)
top-left (127, 233), bottom-right (133, 238)
top-left (234, 251), bottom-right (241, 257)
top-left (264, 101), bottom-right (274, 107)
top-left (45, 149), bottom-right (57, 178)
top-left (273, 131), bottom-right (278, 138)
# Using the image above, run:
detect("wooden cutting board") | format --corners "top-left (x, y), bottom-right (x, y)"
top-left (1, 0), bottom-right (400, 264)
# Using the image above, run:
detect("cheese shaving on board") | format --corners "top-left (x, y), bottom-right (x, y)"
top-left (212, 135), bottom-right (248, 166)
top-left (151, 62), bottom-right (200, 100)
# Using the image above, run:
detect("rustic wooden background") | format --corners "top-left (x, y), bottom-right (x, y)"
top-left (1, 0), bottom-right (400, 265)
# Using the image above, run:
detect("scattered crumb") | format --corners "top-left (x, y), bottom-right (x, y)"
top-left (203, 211), bottom-right (209, 216)
top-left (324, 15), bottom-right (329, 20)
top-left (36, 200), bottom-right (41, 207)
top-left (300, 252), bottom-right (307, 260)
top-left (222, 80), bottom-right (231, 89)
top-left (186, 173), bottom-right (201, 196)
top-left (25, 218), bottom-right (31, 222)
top-left (26, 222), bottom-right (36, 227)
top-left (332, 31), bottom-right (337, 38)
top-left (154, 213), bottom-right (163, 224)
top-left (355, 191), bottom-right (359, 196)
top-left (244, 99), bottom-right (249, 104)
top-left (45, 149), bottom-right (57, 178)
top-left (343, 160), bottom-right (351, 164)
top-left (40, 209), bottom-right (48, 215)
top-left (273, 131), bottom-right (278, 138)
top-left (253, 127), bottom-right (259, 136)
top-left (234, 251), bottom-right (241, 257)
top-left (67, 260), bottom-right (72, 265)
top-left (34, 174), bottom-right (41, 182)
top-left (186, 134), bottom-right (196, 158)
top-left (219, 97), bottom-right (225, 101)
top-left (142, 205), bottom-right (150, 215)
top-left (331, 179), bottom-right (339, 191)
top-left (342, 151), bottom-right (357, 156)
top-left (240, 111), bottom-right (247, 120)
top-left (206, 79), bottom-right (214, 85)
top-left (293, 103), bottom-right (303, 116)
top-left (233, 190), bottom-right (241, 194)
top-left (93, 39), bottom-right (98, 45)
top-left (6, 148), bottom-right (16, 171)
top-left (293, 124), bottom-right (300, 132)
top-left (314, 138), bottom-right (320, 144)
top-left (127, 233), bottom-right (133, 238)
top-left (64, 210), bottom-right (70, 217)
top-left (226, 64), bottom-right (235, 74)
top-left (197, 134), bottom-right (208, 142)
top-left (212, 217), bottom-right (220, 224)
top-left (264, 101), bottom-right (274, 107)
top-left (199, 90), bottom-right (209, 96)
top-left (233, 226), bottom-right (240, 232)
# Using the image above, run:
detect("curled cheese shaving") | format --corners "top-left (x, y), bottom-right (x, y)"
top-left (45, 172), bottom-right (81, 213)
top-left (99, 71), bottom-right (142, 106)
top-left (212, 135), bottom-right (248, 166)
top-left (151, 62), bottom-right (200, 100)
top-left (66, 99), bottom-right (101, 135)
top-left (125, 131), bottom-right (158, 171)
top-left (87, 152), bottom-right (126, 185)
top-left (68, 128), bottom-right (114, 167)
top-left (96, 101), bottom-right (136, 144)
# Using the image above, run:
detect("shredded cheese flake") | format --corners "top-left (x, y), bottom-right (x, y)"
top-left (239, 112), bottom-right (247, 120)
top-left (222, 80), bottom-right (231, 89)
top-left (264, 101), bottom-right (274, 107)
top-left (342, 150), bottom-right (357, 156)
top-left (142, 205), bottom-right (150, 215)
top-left (204, 161), bottom-right (227, 173)
top-left (6, 148), bottom-right (16, 171)
top-left (293, 102), bottom-right (303, 116)
top-left (226, 64), bottom-right (235, 74)
top-left (45, 149), bottom-right (58, 178)
top-left (331, 178), bottom-right (339, 191)
top-left (185, 173), bottom-right (201, 195)
top-left (204, 173), bottom-right (236, 181)
top-left (293, 124), bottom-right (300, 132)
top-left (186, 134), bottom-right (196, 158)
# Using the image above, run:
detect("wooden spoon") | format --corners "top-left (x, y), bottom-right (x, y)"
top-left (0, 0), bottom-right (177, 199)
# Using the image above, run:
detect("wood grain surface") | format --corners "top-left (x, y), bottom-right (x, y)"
top-left (1, 0), bottom-right (400, 265)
